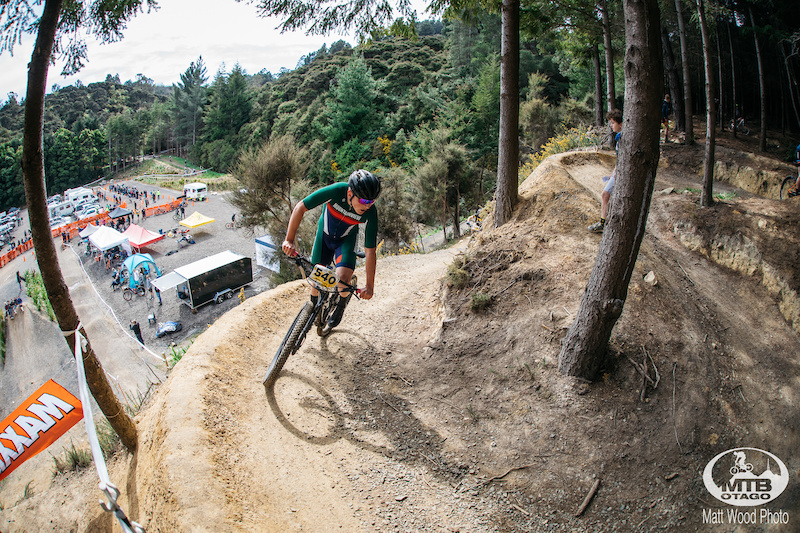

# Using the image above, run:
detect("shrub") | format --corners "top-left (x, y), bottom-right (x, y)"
top-left (470, 291), bottom-right (492, 311)
top-left (25, 271), bottom-right (55, 321)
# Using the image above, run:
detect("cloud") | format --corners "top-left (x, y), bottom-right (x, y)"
top-left (0, 0), bottom-right (355, 99)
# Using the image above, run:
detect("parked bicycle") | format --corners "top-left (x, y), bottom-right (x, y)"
top-left (262, 252), bottom-right (361, 389)
top-left (729, 116), bottom-right (750, 136)
top-left (122, 284), bottom-right (146, 301)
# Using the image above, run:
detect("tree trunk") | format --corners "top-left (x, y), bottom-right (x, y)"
top-left (674, 0), bottom-right (694, 144)
top-left (593, 43), bottom-right (604, 127)
top-left (715, 18), bottom-right (724, 131)
top-left (494, 0), bottom-right (520, 228)
top-left (20, 0), bottom-right (138, 452)
top-left (727, 20), bottom-right (738, 128)
top-left (782, 44), bottom-right (800, 130)
top-left (697, 0), bottom-right (716, 207)
top-left (749, 7), bottom-right (767, 153)
top-left (558, 0), bottom-right (663, 379)
top-left (600, 0), bottom-right (616, 112)
top-left (660, 21), bottom-right (684, 132)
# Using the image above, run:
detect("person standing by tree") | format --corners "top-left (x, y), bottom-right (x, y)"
top-left (589, 109), bottom-right (624, 233)
top-left (661, 94), bottom-right (672, 143)
top-left (785, 143), bottom-right (800, 197)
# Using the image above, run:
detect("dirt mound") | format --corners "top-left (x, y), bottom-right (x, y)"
top-left (2, 147), bottom-right (799, 532)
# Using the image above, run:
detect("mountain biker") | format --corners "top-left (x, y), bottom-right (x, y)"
top-left (786, 143), bottom-right (800, 198)
top-left (282, 169), bottom-right (381, 331)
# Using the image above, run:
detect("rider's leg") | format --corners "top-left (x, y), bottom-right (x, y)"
top-left (327, 242), bottom-right (358, 329)
top-left (310, 223), bottom-right (334, 304)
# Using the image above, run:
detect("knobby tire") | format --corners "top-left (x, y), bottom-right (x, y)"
top-left (263, 301), bottom-right (315, 388)
top-left (780, 176), bottom-right (795, 200)
top-left (317, 294), bottom-right (339, 337)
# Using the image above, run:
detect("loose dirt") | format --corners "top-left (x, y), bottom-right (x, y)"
top-left (2, 136), bottom-right (799, 532)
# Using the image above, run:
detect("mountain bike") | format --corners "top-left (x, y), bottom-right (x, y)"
top-left (729, 116), bottom-right (750, 136)
top-left (780, 176), bottom-right (797, 199)
top-left (262, 253), bottom-right (361, 389)
top-left (780, 159), bottom-right (800, 199)
top-left (123, 284), bottom-right (146, 301)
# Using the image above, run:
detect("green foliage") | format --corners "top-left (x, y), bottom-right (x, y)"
top-left (446, 258), bottom-right (470, 289)
top-left (172, 57), bottom-right (209, 147)
top-left (25, 271), bottom-right (56, 321)
top-left (470, 291), bottom-right (492, 311)
top-left (411, 128), bottom-right (476, 231)
top-left (520, 126), bottom-right (601, 179)
top-left (323, 57), bottom-right (382, 151)
top-left (229, 135), bottom-right (309, 239)
top-left (167, 344), bottom-right (189, 366)
top-left (519, 72), bottom-right (592, 152)
top-left (376, 166), bottom-right (414, 249)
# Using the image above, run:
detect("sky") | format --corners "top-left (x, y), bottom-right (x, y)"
top-left (0, 0), bottom-right (430, 101)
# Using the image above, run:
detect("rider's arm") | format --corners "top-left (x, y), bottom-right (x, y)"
top-left (361, 247), bottom-right (377, 300)
top-left (282, 201), bottom-right (308, 256)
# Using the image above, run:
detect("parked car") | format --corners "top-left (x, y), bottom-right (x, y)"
top-left (78, 206), bottom-right (100, 219)
top-left (49, 216), bottom-right (67, 229)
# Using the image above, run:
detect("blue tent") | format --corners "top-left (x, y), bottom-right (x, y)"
top-left (122, 253), bottom-right (162, 288)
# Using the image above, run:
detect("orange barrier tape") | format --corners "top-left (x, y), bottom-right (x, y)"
top-left (0, 379), bottom-right (83, 482)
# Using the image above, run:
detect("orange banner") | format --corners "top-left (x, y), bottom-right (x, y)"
top-left (0, 380), bottom-right (83, 482)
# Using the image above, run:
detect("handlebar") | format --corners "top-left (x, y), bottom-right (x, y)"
top-left (288, 253), bottom-right (360, 298)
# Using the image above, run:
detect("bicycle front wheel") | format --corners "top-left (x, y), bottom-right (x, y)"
top-left (780, 176), bottom-right (796, 199)
top-left (263, 301), bottom-right (315, 388)
top-left (123, 289), bottom-right (133, 301)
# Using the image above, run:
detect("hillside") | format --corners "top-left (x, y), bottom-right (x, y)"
top-left (2, 142), bottom-right (799, 532)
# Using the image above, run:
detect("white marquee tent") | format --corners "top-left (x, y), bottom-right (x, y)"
top-left (88, 226), bottom-right (131, 254)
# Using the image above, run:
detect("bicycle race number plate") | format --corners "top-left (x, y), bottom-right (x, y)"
top-left (309, 265), bottom-right (339, 292)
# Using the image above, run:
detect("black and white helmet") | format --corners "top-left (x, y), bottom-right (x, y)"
top-left (348, 169), bottom-right (381, 201)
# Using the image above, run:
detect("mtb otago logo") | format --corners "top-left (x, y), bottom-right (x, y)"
top-left (703, 448), bottom-right (789, 506)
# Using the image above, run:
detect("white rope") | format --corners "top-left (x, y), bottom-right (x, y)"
top-left (69, 325), bottom-right (145, 533)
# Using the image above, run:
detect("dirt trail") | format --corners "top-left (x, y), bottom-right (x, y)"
top-left (130, 245), bottom-right (500, 532)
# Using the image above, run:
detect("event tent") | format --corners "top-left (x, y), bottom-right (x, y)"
top-left (108, 206), bottom-right (132, 219)
top-left (122, 224), bottom-right (165, 251)
top-left (255, 235), bottom-right (279, 272)
top-left (179, 211), bottom-right (215, 228)
top-left (121, 253), bottom-right (161, 288)
top-left (78, 224), bottom-right (99, 239)
top-left (88, 226), bottom-right (130, 254)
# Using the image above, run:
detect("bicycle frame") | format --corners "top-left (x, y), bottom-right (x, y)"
top-left (292, 254), bottom-right (359, 336)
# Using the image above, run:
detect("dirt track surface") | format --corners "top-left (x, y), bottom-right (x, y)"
top-left (2, 144), bottom-right (800, 532)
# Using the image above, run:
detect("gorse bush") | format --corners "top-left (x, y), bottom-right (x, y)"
top-left (519, 126), bottom-right (601, 181)
top-left (24, 271), bottom-right (55, 321)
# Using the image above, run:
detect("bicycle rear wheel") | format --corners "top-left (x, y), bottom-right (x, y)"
top-left (780, 176), bottom-right (796, 199)
top-left (263, 301), bottom-right (315, 388)
top-left (123, 289), bottom-right (133, 301)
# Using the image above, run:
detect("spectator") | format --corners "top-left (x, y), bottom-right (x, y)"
top-left (588, 108), bottom-right (623, 233)
top-left (129, 320), bottom-right (144, 345)
top-left (661, 94), bottom-right (672, 143)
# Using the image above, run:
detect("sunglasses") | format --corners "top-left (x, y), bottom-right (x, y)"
top-left (356, 197), bottom-right (375, 206)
